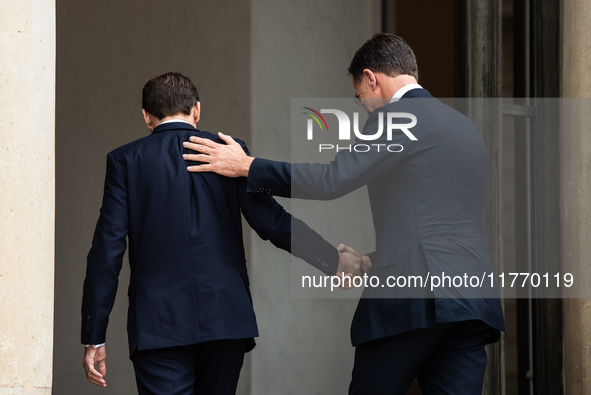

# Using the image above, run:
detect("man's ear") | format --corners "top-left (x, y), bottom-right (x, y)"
top-left (142, 109), bottom-right (155, 131)
top-left (363, 69), bottom-right (378, 90)
top-left (192, 102), bottom-right (201, 124)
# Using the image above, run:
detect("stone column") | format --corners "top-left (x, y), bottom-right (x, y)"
top-left (0, 1), bottom-right (55, 394)
top-left (562, 0), bottom-right (591, 393)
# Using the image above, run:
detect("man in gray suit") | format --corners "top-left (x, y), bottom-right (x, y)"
top-left (183, 34), bottom-right (505, 394)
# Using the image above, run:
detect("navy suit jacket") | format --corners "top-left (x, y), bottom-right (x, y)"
top-left (81, 122), bottom-right (338, 355)
top-left (247, 90), bottom-right (506, 346)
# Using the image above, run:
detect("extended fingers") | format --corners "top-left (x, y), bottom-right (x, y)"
top-left (183, 140), bottom-right (212, 154)
top-left (187, 163), bottom-right (213, 173)
top-left (183, 153), bottom-right (212, 163)
top-left (188, 136), bottom-right (219, 148)
top-left (218, 132), bottom-right (239, 146)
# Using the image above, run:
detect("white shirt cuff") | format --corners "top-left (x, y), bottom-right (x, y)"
top-left (84, 343), bottom-right (105, 348)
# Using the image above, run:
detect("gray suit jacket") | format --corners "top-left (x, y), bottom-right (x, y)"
top-left (246, 89), bottom-right (505, 346)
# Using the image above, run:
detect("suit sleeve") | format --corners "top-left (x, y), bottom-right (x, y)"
top-left (246, 109), bottom-right (417, 199)
top-left (235, 141), bottom-right (339, 275)
top-left (81, 152), bottom-right (128, 345)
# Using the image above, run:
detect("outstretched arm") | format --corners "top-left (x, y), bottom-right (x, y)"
top-left (182, 132), bottom-right (367, 199)
top-left (183, 109), bottom-right (412, 201)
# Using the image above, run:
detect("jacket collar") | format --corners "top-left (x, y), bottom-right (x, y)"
top-left (400, 88), bottom-right (433, 99)
top-left (151, 121), bottom-right (197, 135)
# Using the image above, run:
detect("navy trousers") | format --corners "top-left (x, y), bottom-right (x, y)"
top-left (349, 320), bottom-right (496, 395)
top-left (131, 339), bottom-right (248, 395)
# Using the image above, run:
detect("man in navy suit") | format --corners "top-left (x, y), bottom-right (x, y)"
top-left (183, 34), bottom-right (506, 394)
top-left (81, 72), bottom-right (362, 394)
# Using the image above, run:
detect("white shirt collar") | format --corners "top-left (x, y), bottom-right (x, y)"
top-left (390, 83), bottom-right (423, 103)
top-left (159, 119), bottom-right (193, 126)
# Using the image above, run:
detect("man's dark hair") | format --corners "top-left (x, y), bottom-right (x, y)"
top-left (348, 33), bottom-right (419, 83)
top-left (142, 72), bottom-right (200, 120)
